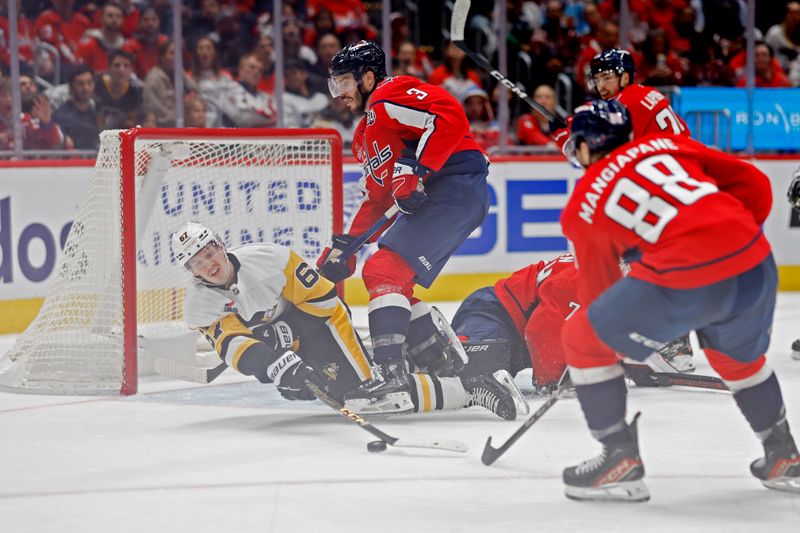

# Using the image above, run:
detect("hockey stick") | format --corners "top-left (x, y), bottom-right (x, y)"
top-left (304, 379), bottom-right (468, 453)
top-left (623, 363), bottom-right (728, 391)
top-left (450, 0), bottom-right (568, 124)
top-left (154, 358), bottom-right (228, 384)
top-left (337, 204), bottom-right (400, 262)
top-left (481, 369), bottom-right (572, 466)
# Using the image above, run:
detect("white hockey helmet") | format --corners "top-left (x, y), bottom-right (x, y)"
top-left (171, 222), bottom-right (222, 269)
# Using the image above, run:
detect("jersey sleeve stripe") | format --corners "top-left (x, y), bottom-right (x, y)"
top-left (379, 101), bottom-right (437, 161)
top-left (228, 337), bottom-right (261, 370)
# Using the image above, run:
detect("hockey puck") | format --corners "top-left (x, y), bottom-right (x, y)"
top-left (367, 440), bottom-right (388, 453)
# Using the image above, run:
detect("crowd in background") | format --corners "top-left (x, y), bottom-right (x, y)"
top-left (0, 0), bottom-right (798, 155)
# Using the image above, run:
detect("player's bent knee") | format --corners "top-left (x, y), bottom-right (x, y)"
top-left (561, 310), bottom-right (618, 368)
top-left (705, 348), bottom-right (771, 390)
top-left (362, 249), bottom-right (416, 298)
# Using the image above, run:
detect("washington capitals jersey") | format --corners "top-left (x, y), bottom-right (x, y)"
top-left (561, 135), bottom-right (772, 307)
top-left (348, 75), bottom-right (484, 236)
top-left (553, 83), bottom-right (689, 150)
top-left (494, 254), bottom-right (581, 385)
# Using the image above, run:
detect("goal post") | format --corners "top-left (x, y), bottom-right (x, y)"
top-left (0, 127), bottom-right (343, 395)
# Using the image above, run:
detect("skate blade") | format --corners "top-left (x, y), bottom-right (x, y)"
top-left (344, 392), bottom-right (414, 415)
top-left (493, 369), bottom-right (531, 417)
top-left (565, 479), bottom-right (651, 502)
top-left (762, 476), bottom-right (800, 494)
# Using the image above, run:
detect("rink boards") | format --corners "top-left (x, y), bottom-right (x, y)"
top-left (1, 155), bottom-right (799, 333)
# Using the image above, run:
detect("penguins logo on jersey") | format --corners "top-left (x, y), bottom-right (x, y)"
top-left (259, 304), bottom-right (279, 323)
top-left (223, 300), bottom-right (239, 313)
top-left (323, 362), bottom-right (339, 381)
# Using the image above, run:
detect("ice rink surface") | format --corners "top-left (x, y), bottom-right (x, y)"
top-left (1, 297), bottom-right (799, 532)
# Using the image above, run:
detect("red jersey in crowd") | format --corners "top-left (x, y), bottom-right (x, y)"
top-left (348, 75), bottom-right (484, 237)
top-left (561, 134), bottom-right (772, 309)
top-left (494, 253), bottom-right (582, 385)
top-left (0, 15), bottom-right (36, 68)
top-left (35, 8), bottom-right (91, 65)
top-left (76, 29), bottom-right (126, 73)
top-left (123, 34), bottom-right (169, 80)
top-left (553, 83), bottom-right (689, 150)
top-left (0, 114), bottom-right (66, 151)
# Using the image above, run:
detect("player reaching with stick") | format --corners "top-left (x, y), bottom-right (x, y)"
top-left (555, 99), bottom-right (800, 501)
top-left (317, 41), bottom-right (528, 419)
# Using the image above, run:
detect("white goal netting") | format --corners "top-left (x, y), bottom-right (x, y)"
top-left (0, 128), bottom-right (341, 395)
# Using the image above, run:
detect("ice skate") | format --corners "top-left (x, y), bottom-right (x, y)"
top-left (343, 361), bottom-right (414, 415)
top-left (750, 418), bottom-right (800, 494)
top-left (463, 369), bottom-right (530, 421)
top-left (563, 413), bottom-right (650, 502)
top-left (657, 334), bottom-right (695, 372)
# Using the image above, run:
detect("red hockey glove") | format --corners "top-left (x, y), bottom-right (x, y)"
top-left (317, 234), bottom-right (357, 282)
top-left (391, 157), bottom-right (429, 214)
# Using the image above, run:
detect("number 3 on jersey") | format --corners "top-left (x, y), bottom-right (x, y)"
top-left (604, 154), bottom-right (718, 243)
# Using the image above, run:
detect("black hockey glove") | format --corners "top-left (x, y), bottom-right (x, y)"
top-left (275, 356), bottom-right (319, 401)
top-left (317, 234), bottom-right (357, 282)
top-left (788, 167), bottom-right (800, 212)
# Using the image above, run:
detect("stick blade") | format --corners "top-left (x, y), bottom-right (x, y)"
top-left (392, 438), bottom-right (468, 453)
top-left (450, 0), bottom-right (471, 42)
top-left (154, 358), bottom-right (223, 384)
top-left (481, 436), bottom-right (502, 465)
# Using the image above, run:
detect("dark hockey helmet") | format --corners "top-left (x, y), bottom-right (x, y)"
top-left (590, 48), bottom-right (636, 80)
top-left (330, 40), bottom-right (387, 82)
top-left (564, 99), bottom-right (632, 164)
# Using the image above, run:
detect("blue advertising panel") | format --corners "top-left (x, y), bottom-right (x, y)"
top-left (676, 88), bottom-right (800, 151)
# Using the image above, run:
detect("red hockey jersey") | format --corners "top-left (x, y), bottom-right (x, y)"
top-left (494, 254), bottom-right (580, 385)
top-left (348, 76), bottom-right (484, 236)
top-left (553, 83), bottom-right (688, 150)
top-left (561, 134), bottom-right (772, 309)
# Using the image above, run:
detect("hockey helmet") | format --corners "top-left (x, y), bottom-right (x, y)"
top-left (564, 99), bottom-right (632, 165)
top-left (171, 222), bottom-right (223, 269)
top-left (328, 40), bottom-right (387, 96)
top-left (590, 48), bottom-right (636, 80)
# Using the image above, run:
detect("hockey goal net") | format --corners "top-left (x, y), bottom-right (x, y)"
top-left (0, 128), bottom-right (343, 395)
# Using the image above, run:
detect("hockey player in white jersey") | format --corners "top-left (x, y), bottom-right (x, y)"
top-left (171, 222), bottom-right (529, 420)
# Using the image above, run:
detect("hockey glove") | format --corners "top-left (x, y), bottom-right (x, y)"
top-left (391, 157), bottom-right (429, 214)
top-left (273, 352), bottom-right (319, 401)
top-left (789, 167), bottom-right (800, 212)
top-left (317, 234), bottom-right (357, 282)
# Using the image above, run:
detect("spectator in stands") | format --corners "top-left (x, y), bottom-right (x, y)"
top-left (35, 0), bottom-right (91, 72)
top-left (0, 77), bottom-right (66, 151)
top-left (394, 41), bottom-right (429, 80)
top-left (123, 7), bottom-right (167, 80)
top-left (186, 0), bottom-right (221, 48)
top-left (735, 41), bottom-right (792, 88)
top-left (283, 59), bottom-right (329, 128)
top-left (467, 0), bottom-right (497, 64)
top-left (95, 49), bottom-right (142, 130)
top-left (137, 109), bottom-right (158, 128)
top-left (76, 1), bottom-right (126, 74)
top-left (143, 39), bottom-right (197, 127)
top-left (390, 13), bottom-right (433, 79)
top-left (283, 18), bottom-right (318, 68)
top-left (516, 84), bottom-right (559, 147)
top-left (89, 0), bottom-right (140, 39)
top-left (184, 92), bottom-right (208, 128)
top-left (461, 84), bottom-right (500, 151)
top-left (190, 36), bottom-right (233, 127)
top-left (637, 29), bottom-right (686, 86)
top-left (575, 21), bottom-right (621, 91)
top-left (306, 0), bottom-right (375, 40)
top-left (19, 75), bottom-right (40, 113)
top-left (218, 52), bottom-right (276, 127)
top-left (252, 33), bottom-right (276, 94)
top-left (215, 6), bottom-right (255, 71)
top-left (765, 2), bottom-right (800, 73)
top-left (53, 65), bottom-right (99, 150)
top-left (305, 7), bottom-right (335, 48)
top-left (429, 42), bottom-right (484, 99)
top-left (541, 0), bottom-right (580, 62)
top-left (309, 32), bottom-right (341, 93)
top-left (0, 0), bottom-right (36, 74)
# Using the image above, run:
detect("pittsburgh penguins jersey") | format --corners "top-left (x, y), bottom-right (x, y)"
top-left (183, 243), bottom-right (373, 387)
top-left (348, 75), bottom-right (485, 237)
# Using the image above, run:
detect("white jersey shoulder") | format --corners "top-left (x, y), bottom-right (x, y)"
top-left (183, 242), bottom-right (292, 328)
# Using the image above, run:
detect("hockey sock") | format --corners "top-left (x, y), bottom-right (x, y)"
top-left (368, 293), bottom-right (411, 365)
top-left (408, 374), bottom-right (469, 412)
top-left (732, 372), bottom-right (786, 439)
top-left (575, 374), bottom-right (629, 443)
top-left (405, 301), bottom-right (442, 368)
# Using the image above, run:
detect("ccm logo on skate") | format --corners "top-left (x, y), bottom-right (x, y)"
top-left (595, 458), bottom-right (641, 486)
top-left (0, 197), bottom-right (72, 283)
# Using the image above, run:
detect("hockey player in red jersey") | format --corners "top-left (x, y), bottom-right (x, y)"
top-left (557, 99), bottom-right (799, 501)
top-left (552, 49), bottom-right (689, 150)
top-left (315, 41), bottom-right (523, 417)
